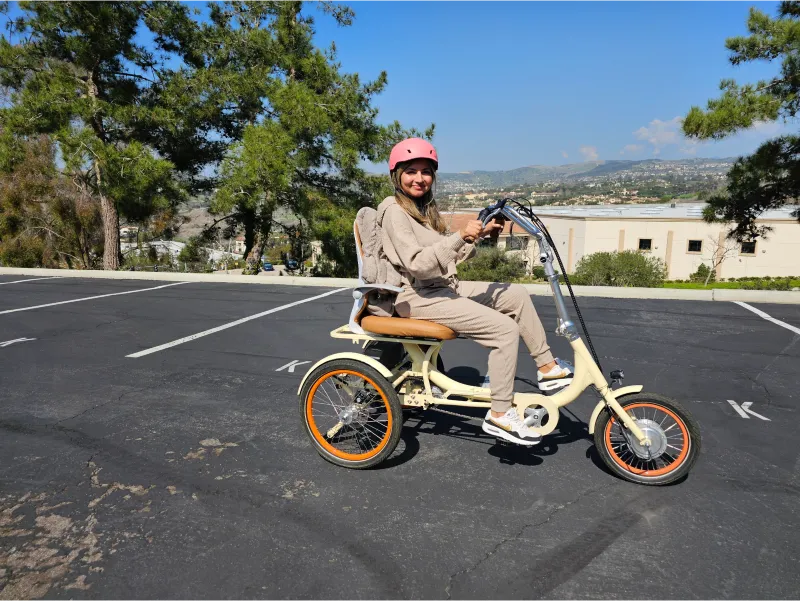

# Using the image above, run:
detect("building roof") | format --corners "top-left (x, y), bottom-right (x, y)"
top-left (525, 202), bottom-right (798, 221)
top-left (446, 202), bottom-right (799, 222)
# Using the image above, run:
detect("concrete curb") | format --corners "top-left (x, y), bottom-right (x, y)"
top-left (0, 267), bottom-right (354, 289)
top-left (1, 267), bottom-right (798, 304)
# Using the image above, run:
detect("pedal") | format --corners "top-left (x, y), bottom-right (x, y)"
top-left (523, 407), bottom-right (547, 428)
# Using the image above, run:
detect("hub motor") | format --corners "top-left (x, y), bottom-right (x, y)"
top-left (627, 418), bottom-right (668, 459)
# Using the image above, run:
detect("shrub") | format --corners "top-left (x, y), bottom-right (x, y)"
top-left (177, 236), bottom-right (210, 272)
top-left (572, 250), bottom-right (667, 288)
top-left (0, 237), bottom-right (45, 267)
top-left (689, 263), bottom-right (715, 284)
top-left (458, 247), bottom-right (526, 282)
top-left (740, 278), bottom-right (792, 290)
top-left (531, 265), bottom-right (546, 280)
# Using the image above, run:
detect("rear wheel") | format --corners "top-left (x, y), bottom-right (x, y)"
top-left (300, 359), bottom-right (402, 469)
top-left (594, 393), bottom-right (700, 485)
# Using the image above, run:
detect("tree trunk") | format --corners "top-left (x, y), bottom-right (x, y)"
top-left (242, 208), bottom-right (256, 259)
top-left (86, 72), bottom-right (120, 270)
top-left (96, 161), bottom-right (120, 270)
top-left (243, 211), bottom-right (272, 275)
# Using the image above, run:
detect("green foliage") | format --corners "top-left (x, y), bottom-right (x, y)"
top-left (573, 250), bottom-right (667, 288)
top-left (0, 135), bottom-right (103, 268)
top-left (531, 265), bottom-right (546, 280)
top-left (0, 1), bottom-right (435, 274)
top-left (699, 136), bottom-right (800, 240)
top-left (689, 263), bottom-right (715, 284)
top-left (207, 2), bottom-right (431, 273)
top-left (682, 2), bottom-right (800, 239)
top-left (177, 236), bottom-right (209, 265)
top-left (0, 1), bottom-right (215, 268)
top-left (740, 277), bottom-right (794, 290)
top-left (457, 247), bottom-right (526, 282)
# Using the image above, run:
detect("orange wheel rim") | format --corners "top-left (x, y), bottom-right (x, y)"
top-left (604, 403), bottom-right (690, 477)
top-left (306, 370), bottom-right (393, 461)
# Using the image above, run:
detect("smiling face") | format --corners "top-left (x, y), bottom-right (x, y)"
top-left (398, 159), bottom-right (435, 199)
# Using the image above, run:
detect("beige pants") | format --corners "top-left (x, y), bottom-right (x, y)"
top-left (394, 281), bottom-right (555, 413)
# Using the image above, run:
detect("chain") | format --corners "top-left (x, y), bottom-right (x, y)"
top-left (427, 405), bottom-right (483, 422)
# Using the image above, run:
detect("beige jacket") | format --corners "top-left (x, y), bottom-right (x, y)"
top-left (376, 196), bottom-right (476, 290)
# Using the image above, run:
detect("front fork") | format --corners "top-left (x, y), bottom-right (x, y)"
top-left (571, 339), bottom-right (651, 446)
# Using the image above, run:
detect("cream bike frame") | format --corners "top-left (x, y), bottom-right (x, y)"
top-left (299, 200), bottom-right (652, 447)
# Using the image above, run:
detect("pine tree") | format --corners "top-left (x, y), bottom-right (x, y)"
top-left (206, 2), bottom-right (431, 274)
top-left (0, 1), bottom-right (195, 269)
top-left (682, 1), bottom-right (800, 240)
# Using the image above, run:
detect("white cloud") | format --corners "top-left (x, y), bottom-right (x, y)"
top-left (633, 117), bottom-right (683, 154)
top-left (750, 120), bottom-right (781, 136)
top-left (620, 144), bottom-right (643, 155)
top-left (561, 150), bottom-right (569, 159)
top-left (579, 145), bottom-right (598, 161)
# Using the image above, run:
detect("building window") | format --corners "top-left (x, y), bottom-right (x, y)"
top-left (740, 241), bottom-right (756, 255)
top-left (687, 240), bottom-right (702, 253)
top-left (506, 236), bottom-right (529, 251)
top-left (638, 238), bottom-right (652, 251)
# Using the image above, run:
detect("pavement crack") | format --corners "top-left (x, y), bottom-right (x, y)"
top-left (54, 394), bottom-right (124, 426)
top-left (52, 371), bottom-right (184, 425)
top-left (443, 484), bottom-right (608, 599)
top-left (746, 375), bottom-right (773, 406)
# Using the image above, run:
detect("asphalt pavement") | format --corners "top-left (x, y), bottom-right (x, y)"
top-left (0, 274), bottom-right (798, 599)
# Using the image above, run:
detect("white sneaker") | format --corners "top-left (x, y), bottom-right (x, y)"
top-left (537, 359), bottom-right (574, 392)
top-left (482, 408), bottom-right (542, 446)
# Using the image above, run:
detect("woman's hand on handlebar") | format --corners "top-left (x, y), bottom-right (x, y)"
top-left (459, 220), bottom-right (484, 243)
top-left (481, 218), bottom-right (504, 239)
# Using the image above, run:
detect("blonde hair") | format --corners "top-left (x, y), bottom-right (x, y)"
top-left (391, 161), bottom-right (447, 234)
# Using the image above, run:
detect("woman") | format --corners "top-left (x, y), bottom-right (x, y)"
top-left (377, 138), bottom-right (572, 446)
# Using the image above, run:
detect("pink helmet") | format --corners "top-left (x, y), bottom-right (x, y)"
top-left (389, 138), bottom-right (438, 172)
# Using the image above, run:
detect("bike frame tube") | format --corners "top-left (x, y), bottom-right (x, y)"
top-left (481, 203), bottom-right (579, 340)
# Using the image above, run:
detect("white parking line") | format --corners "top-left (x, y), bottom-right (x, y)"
top-left (733, 301), bottom-right (800, 336)
top-left (127, 287), bottom-right (346, 358)
top-left (0, 281), bottom-right (189, 315)
top-left (0, 276), bottom-right (65, 285)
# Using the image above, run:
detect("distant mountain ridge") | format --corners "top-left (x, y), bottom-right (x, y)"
top-left (437, 157), bottom-right (736, 189)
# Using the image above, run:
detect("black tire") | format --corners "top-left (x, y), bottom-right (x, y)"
top-left (300, 358), bottom-right (402, 469)
top-left (593, 393), bottom-right (701, 486)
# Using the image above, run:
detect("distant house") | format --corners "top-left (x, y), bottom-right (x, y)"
top-left (233, 236), bottom-right (246, 254)
top-left (119, 226), bottom-right (138, 241)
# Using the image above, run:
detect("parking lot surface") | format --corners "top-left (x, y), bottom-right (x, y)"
top-left (1, 275), bottom-right (798, 599)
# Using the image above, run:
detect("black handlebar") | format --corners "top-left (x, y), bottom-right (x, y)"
top-left (478, 198), bottom-right (508, 225)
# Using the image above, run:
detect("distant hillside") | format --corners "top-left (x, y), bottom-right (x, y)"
top-left (437, 158), bottom-right (735, 190)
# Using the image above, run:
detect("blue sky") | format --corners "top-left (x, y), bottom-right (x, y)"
top-left (4, 1), bottom-right (792, 173)
top-left (305, 1), bottom-right (791, 172)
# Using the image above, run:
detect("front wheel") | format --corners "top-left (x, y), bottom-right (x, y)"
top-left (594, 393), bottom-right (701, 485)
top-left (300, 359), bottom-right (402, 469)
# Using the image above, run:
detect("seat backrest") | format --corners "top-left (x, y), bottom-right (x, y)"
top-left (354, 220), bottom-right (366, 282)
top-left (348, 220), bottom-right (369, 333)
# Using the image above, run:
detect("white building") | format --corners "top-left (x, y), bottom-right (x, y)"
top-left (446, 203), bottom-right (799, 280)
